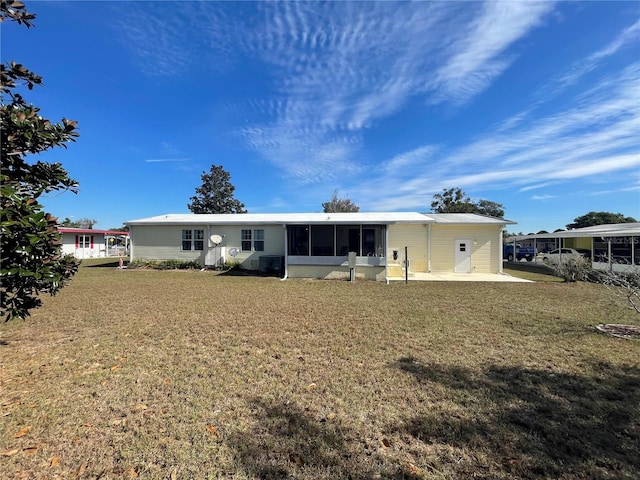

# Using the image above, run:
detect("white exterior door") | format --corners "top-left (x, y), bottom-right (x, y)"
top-left (454, 239), bottom-right (472, 273)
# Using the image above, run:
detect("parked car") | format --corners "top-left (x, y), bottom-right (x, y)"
top-left (575, 248), bottom-right (592, 259)
top-left (503, 243), bottom-right (537, 262)
top-left (542, 248), bottom-right (585, 265)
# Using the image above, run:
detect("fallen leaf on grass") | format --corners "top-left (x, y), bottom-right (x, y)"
top-left (205, 425), bottom-right (219, 438)
top-left (110, 365), bottom-right (120, 371)
top-left (135, 404), bottom-right (148, 411)
top-left (23, 446), bottom-right (38, 455)
top-left (76, 461), bottom-right (87, 477)
top-left (2, 448), bottom-right (20, 457)
top-left (13, 426), bottom-right (31, 438)
top-left (50, 456), bottom-right (60, 467)
top-left (170, 468), bottom-right (177, 480)
top-left (403, 462), bottom-right (426, 478)
top-left (124, 466), bottom-right (138, 477)
top-left (381, 437), bottom-right (391, 448)
top-left (307, 383), bottom-right (317, 391)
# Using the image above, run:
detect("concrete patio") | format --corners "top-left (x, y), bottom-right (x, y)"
top-left (388, 272), bottom-right (533, 282)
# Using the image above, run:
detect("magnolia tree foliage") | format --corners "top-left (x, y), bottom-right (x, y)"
top-left (322, 190), bottom-right (360, 213)
top-left (430, 188), bottom-right (505, 218)
top-left (1, 1), bottom-right (80, 320)
top-left (188, 165), bottom-right (247, 214)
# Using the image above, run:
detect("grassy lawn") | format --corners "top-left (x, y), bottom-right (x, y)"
top-left (1, 260), bottom-right (638, 479)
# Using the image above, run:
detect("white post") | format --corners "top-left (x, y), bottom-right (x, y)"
top-left (428, 224), bottom-right (432, 272)
top-left (385, 225), bottom-right (389, 284)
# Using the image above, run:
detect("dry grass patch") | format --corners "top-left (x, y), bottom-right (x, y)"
top-left (1, 261), bottom-right (638, 479)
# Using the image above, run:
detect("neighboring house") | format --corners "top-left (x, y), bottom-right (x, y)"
top-left (125, 212), bottom-right (513, 282)
top-left (58, 228), bottom-right (130, 259)
top-left (506, 222), bottom-right (640, 272)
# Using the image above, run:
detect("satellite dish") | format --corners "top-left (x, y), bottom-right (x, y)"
top-left (210, 234), bottom-right (223, 245)
top-left (229, 247), bottom-right (239, 257)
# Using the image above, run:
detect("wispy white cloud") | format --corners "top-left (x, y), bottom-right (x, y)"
top-left (519, 182), bottom-right (558, 192)
top-left (114, 2), bottom-right (559, 183)
top-left (430, 1), bottom-right (555, 103)
top-left (555, 18), bottom-right (640, 89)
top-left (354, 60), bottom-right (640, 211)
top-left (112, 2), bottom-right (638, 213)
top-left (383, 146), bottom-right (439, 174)
top-left (531, 195), bottom-right (557, 200)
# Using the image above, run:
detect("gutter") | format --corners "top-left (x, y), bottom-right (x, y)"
top-left (281, 224), bottom-right (288, 281)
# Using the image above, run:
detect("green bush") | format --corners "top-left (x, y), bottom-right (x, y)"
top-left (223, 259), bottom-right (241, 270)
top-left (128, 259), bottom-right (201, 270)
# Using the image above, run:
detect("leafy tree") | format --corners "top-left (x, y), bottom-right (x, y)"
top-left (475, 199), bottom-right (505, 218)
top-left (60, 217), bottom-right (96, 229)
top-left (1, 1), bottom-right (80, 320)
top-left (567, 211), bottom-right (637, 230)
top-left (188, 165), bottom-right (247, 214)
top-left (322, 190), bottom-right (360, 213)
top-left (430, 188), bottom-right (505, 218)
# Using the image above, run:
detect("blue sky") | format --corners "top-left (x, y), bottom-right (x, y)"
top-left (4, 1), bottom-right (640, 233)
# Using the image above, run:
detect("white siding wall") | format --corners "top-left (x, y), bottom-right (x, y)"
top-left (131, 224), bottom-right (285, 269)
top-left (388, 224), bottom-right (429, 272)
top-left (217, 225), bottom-right (285, 269)
top-left (288, 265), bottom-right (384, 281)
top-left (430, 225), bottom-right (501, 273)
top-left (61, 232), bottom-right (106, 259)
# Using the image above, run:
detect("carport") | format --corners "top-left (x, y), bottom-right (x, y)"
top-left (506, 222), bottom-right (640, 272)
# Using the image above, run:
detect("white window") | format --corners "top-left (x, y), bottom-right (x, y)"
top-left (241, 229), bottom-right (265, 252)
top-left (241, 229), bottom-right (252, 252)
top-left (78, 235), bottom-right (91, 248)
top-left (182, 229), bottom-right (204, 251)
top-left (193, 230), bottom-right (204, 251)
top-left (254, 229), bottom-right (265, 251)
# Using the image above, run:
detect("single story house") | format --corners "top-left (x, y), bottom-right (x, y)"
top-left (58, 228), bottom-right (130, 259)
top-left (125, 212), bottom-right (513, 282)
top-left (506, 222), bottom-right (640, 272)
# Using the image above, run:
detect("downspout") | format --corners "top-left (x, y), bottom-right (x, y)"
top-left (385, 224), bottom-right (389, 284)
top-left (499, 226), bottom-right (504, 273)
top-left (427, 223), bottom-right (432, 272)
top-left (207, 224), bottom-right (211, 267)
top-left (128, 226), bottom-right (134, 261)
top-left (281, 224), bottom-right (288, 281)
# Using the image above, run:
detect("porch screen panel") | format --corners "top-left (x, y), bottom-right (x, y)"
top-left (288, 225), bottom-right (309, 256)
top-left (311, 225), bottom-right (334, 256)
top-left (336, 225), bottom-right (360, 256)
top-left (362, 225), bottom-right (385, 256)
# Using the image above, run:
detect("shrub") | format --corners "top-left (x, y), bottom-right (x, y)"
top-left (549, 256), bottom-right (592, 283)
top-left (223, 259), bottom-right (241, 270)
top-left (128, 259), bottom-right (201, 270)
